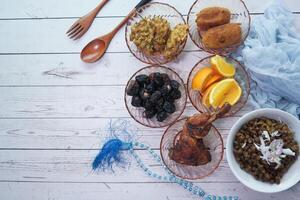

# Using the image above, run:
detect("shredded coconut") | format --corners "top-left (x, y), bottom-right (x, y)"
top-left (253, 131), bottom-right (296, 169)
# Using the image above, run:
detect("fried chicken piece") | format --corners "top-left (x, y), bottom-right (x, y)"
top-left (169, 104), bottom-right (232, 166)
top-left (202, 23), bottom-right (242, 49)
top-left (184, 113), bottom-right (211, 139)
top-left (184, 104), bottom-right (231, 139)
top-left (196, 7), bottom-right (231, 31)
top-left (169, 131), bottom-right (211, 166)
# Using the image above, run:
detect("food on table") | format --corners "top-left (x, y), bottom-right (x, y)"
top-left (203, 73), bottom-right (223, 91)
top-left (195, 6), bottom-right (243, 49)
top-left (201, 82), bottom-right (218, 108)
top-left (163, 24), bottom-right (189, 60)
top-left (209, 79), bottom-right (242, 109)
top-left (130, 17), bottom-right (156, 56)
top-left (211, 55), bottom-right (236, 77)
top-left (191, 55), bottom-right (242, 109)
top-left (126, 72), bottom-right (182, 122)
top-left (152, 17), bottom-right (171, 52)
top-left (169, 104), bottom-right (231, 166)
top-left (196, 7), bottom-right (231, 31)
top-left (202, 23), bottom-right (242, 49)
top-left (170, 132), bottom-right (212, 166)
top-left (130, 17), bottom-right (188, 60)
top-left (191, 67), bottom-right (215, 93)
top-left (233, 118), bottom-right (299, 184)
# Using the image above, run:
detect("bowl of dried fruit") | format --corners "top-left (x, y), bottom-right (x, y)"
top-left (125, 2), bottom-right (189, 64)
top-left (125, 65), bottom-right (187, 128)
top-left (187, 0), bottom-right (250, 55)
top-left (226, 108), bottom-right (300, 193)
top-left (187, 55), bottom-right (250, 117)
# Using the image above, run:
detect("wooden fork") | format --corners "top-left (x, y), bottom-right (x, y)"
top-left (66, 0), bottom-right (110, 40)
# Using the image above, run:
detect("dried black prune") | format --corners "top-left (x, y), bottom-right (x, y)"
top-left (170, 80), bottom-right (180, 90)
top-left (145, 82), bottom-right (156, 93)
top-left (170, 89), bottom-right (181, 100)
top-left (153, 73), bottom-right (164, 87)
top-left (160, 83), bottom-right (172, 97)
top-left (156, 104), bottom-right (164, 113)
top-left (150, 91), bottom-right (161, 103)
top-left (165, 96), bottom-right (174, 103)
top-left (157, 98), bottom-right (165, 107)
top-left (163, 101), bottom-right (176, 114)
top-left (148, 73), bottom-right (156, 81)
top-left (131, 96), bottom-right (142, 107)
top-left (157, 111), bottom-right (168, 122)
top-left (143, 109), bottom-right (157, 119)
top-left (128, 71), bottom-right (183, 122)
top-left (144, 100), bottom-right (154, 110)
top-left (139, 88), bottom-right (150, 100)
top-left (127, 80), bottom-right (140, 96)
top-left (161, 73), bottom-right (171, 83)
top-left (135, 74), bottom-right (149, 86)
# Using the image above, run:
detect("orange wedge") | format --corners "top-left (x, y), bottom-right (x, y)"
top-left (192, 67), bottom-right (215, 93)
top-left (202, 82), bottom-right (218, 108)
top-left (211, 55), bottom-right (236, 78)
top-left (209, 79), bottom-right (242, 109)
top-left (203, 73), bottom-right (223, 93)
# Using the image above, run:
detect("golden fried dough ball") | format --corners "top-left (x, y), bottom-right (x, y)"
top-left (196, 7), bottom-right (231, 31)
top-left (202, 23), bottom-right (242, 49)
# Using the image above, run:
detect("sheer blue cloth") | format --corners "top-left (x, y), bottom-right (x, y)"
top-left (234, 0), bottom-right (300, 118)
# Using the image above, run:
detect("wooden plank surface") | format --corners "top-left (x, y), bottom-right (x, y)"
top-left (1, 0), bottom-right (299, 19)
top-left (0, 182), bottom-right (299, 200)
top-left (1, 15), bottom-right (300, 54)
top-left (0, 0), bottom-right (300, 199)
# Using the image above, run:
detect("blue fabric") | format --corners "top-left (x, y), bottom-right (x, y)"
top-left (234, 0), bottom-right (300, 118)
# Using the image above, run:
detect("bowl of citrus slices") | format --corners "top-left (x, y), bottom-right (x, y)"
top-left (187, 55), bottom-right (250, 117)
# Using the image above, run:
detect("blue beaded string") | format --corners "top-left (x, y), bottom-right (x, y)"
top-left (130, 141), bottom-right (239, 200)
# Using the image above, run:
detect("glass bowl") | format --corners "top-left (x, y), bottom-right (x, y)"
top-left (124, 65), bottom-right (187, 128)
top-left (187, 0), bottom-right (250, 55)
top-left (125, 2), bottom-right (188, 65)
top-left (160, 118), bottom-right (224, 180)
top-left (187, 55), bottom-right (250, 117)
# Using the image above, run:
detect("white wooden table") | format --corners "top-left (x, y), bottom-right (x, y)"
top-left (0, 0), bottom-right (300, 199)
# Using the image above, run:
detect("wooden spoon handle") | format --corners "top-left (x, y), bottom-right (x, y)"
top-left (90, 0), bottom-right (110, 17)
top-left (109, 0), bottom-right (151, 37)
top-left (109, 9), bottom-right (136, 37)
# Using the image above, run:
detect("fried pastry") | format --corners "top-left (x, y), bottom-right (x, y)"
top-left (196, 7), bottom-right (231, 31)
top-left (130, 17), bottom-right (171, 56)
top-left (163, 24), bottom-right (189, 60)
top-left (202, 23), bottom-right (242, 49)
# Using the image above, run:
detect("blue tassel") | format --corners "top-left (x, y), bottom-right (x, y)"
top-left (92, 138), bottom-right (132, 171)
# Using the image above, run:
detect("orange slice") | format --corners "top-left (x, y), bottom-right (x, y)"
top-left (209, 79), bottom-right (242, 109)
top-left (202, 82), bottom-right (218, 108)
top-left (192, 67), bottom-right (215, 93)
top-left (211, 55), bottom-right (236, 78)
top-left (203, 73), bottom-right (223, 93)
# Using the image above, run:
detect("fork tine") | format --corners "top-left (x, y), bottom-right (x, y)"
top-left (66, 22), bottom-right (79, 34)
top-left (67, 25), bottom-right (81, 37)
top-left (70, 27), bottom-right (84, 40)
top-left (73, 28), bottom-right (86, 40)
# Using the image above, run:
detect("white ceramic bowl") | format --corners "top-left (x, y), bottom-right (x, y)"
top-left (226, 108), bottom-right (300, 193)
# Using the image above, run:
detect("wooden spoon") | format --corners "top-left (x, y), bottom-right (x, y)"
top-left (81, 0), bottom-right (152, 63)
